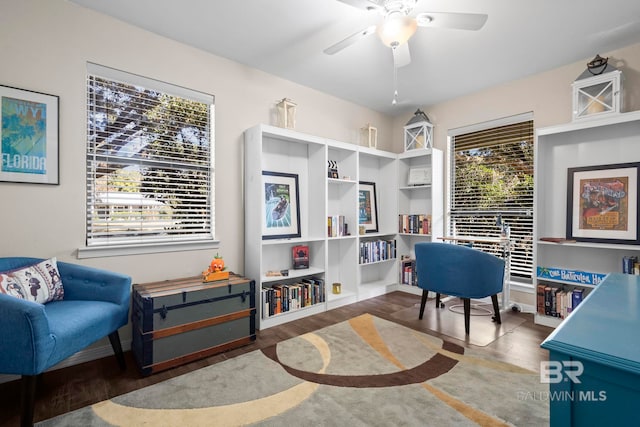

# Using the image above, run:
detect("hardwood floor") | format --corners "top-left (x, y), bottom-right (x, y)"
top-left (0, 291), bottom-right (553, 426)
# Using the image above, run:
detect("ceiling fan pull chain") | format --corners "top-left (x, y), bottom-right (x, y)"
top-left (392, 47), bottom-right (399, 105)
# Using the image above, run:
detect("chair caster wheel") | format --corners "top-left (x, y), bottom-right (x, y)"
top-left (511, 305), bottom-right (521, 313)
top-left (491, 316), bottom-right (497, 322)
top-left (439, 302), bottom-right (445, 308)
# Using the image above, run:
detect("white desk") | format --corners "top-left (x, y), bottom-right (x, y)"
top-left (438, 236), bottom-right (512, 311)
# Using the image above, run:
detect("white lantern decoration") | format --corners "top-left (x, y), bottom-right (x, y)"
top-left (276, 98), bottom-right (297, 129)
top-left (360, 123), bottom-right (378, 148)
top-left (404, 109), bottom-right (433, 151)
top-left (572, 54), bottom-right (622, 121)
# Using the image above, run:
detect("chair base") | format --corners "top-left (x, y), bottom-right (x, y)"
top-left (20, 374), bottom-right (37, 427)
top-left (418, 291), bottom-right (502, 335)
top-left (108, 330), bottom-right (127, 371)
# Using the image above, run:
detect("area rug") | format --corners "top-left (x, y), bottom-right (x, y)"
top-left (39, 314), bottom-right (548, 426)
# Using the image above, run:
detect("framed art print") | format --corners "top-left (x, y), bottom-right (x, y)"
top-left (0, 85), bottom-right (59, 184)
top-left (358, 181), bottom-right (378, 233)
top-left (566, 162), bottom-right (639, 245)
top-left (262, 171), bottom-right (301, 240)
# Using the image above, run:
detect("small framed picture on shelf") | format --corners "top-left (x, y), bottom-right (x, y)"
top-left (566, 162), bottom-right (639, 245)
top-left (292, 245), bottom-right (309, 269)
top-left (327, 160), bottom-right (339, 179)
top-left (262, 171), bottom-right (301, 240)
top-left (0, 85), bottom-right (59, 185)
top-left (407, 167), bottom-right (431, 186)
top-left (358, 181), bottom-right (378, 233)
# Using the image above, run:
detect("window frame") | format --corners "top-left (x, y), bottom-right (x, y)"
top-left (78, 63), bottom-right (218, 259)
top-left (446, 112), bottom-right (534, 286)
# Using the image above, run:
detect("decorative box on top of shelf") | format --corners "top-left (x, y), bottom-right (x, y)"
top-left (572, 54), bottom-right (622, 121)
top-left (404, 109), bottom-right (433, 151)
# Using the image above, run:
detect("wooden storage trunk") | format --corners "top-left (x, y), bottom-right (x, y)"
top-left (131, 274), bottom-right (256, 376)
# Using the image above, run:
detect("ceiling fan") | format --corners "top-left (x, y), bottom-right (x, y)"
top-left (324, 0), bottom-right (488, 69)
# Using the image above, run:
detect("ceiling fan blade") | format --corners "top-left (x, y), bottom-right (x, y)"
top-left (324, 25), bottom-right (377, 55)
top-left (336, 0), bottom-right (384, 13)
top-left (415, 12), bottom-right (488, 31)
top-left (393, 43), bottom-right (411, 68)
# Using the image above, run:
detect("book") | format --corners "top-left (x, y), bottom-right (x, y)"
top-left (292, 245), bottom-right (309, 269)
top-left (544, 286), bottom-right (552, 315)
top-left (536, 284), bottom-right (546, 315)
top-left (623, 256), bottom-right (638, 274)
top-left (551, 288), bottom-right (560, 317)
top-left (571, 288), bottom-right (584, 310)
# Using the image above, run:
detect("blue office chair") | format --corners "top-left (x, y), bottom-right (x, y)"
top-left (0, 257), bottom-right (131, 426)
top-left (414, 242), bottom-right (505, 335)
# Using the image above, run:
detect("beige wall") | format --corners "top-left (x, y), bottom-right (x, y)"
top-left (0, 0), bottom-right (392, 285)
top-left (392, 42), bottom-right (640, 148)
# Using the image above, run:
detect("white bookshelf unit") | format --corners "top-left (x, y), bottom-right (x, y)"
top-left (395, 149), bottom-right (444, 295)
top-left (358, 147), bottom-right (399, 299)
top-left (244, 124), bottom-right (444, 329)
top-left (534, 111), bottom-right (640, 327)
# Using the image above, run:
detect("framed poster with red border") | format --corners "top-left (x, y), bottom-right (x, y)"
top-left (566, 162), bottom-right (639, 245)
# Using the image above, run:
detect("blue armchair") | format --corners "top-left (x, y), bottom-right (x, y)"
top-left (0, 257), bottom-right (131, 427)
top-left (414, 242), bottom-right (505, 335)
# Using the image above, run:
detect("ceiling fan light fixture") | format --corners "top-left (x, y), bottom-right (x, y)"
top-left (377, 13), bottom-right (417, 47)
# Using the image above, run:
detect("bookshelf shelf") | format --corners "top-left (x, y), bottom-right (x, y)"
top-left (327, 235), bottom-right (357, 241)
top-left (533, 111), bottom-right (640, 327)
top-left (535, 277), bottom-right (599, 287)
top-left (261, 266), bottom-right (325, 283)
top-left (328, 178), bottom-right (357, 185)
top-left (399, 184), bottom-right (432, 190)
top-left (534, 313), bottom-right (563, 328)
top-left (359, 257), bottom-right (396, 266)
top-left (537, 240), bottom-right (640, 251)
top-left (326, 289), bottom-right (357, 302)
top-left (261, 237), bottom-right (326, 246)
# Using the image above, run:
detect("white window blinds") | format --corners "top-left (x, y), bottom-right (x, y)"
top-left (449, 118), bottom-right (534, 280)
top-left (86, 64), bottom-right (215, 247)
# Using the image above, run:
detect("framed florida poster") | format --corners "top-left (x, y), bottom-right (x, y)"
top-left (0, 85), bottom-right (59, 184)
top-left (566, 162), bottom-right (639, 245)
top-left (262, 171), bottom-right (301, 240)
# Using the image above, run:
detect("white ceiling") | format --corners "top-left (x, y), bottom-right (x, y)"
top-left (69, 0), bottom-right (640, 116)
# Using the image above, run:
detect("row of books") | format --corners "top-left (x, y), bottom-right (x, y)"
top-left (622, 256), bottom-right (640, 274)
top-left (327, 215), bottom-right (348, 237)
top-left (261, 278), bottom-right (326, 318)
top-left (360, 239), bottom-right (396, 264)
top-left (536, 284), bottom-right (586, 319)
top-left (398, 214), bottom-right (431, 235)
top-left (399, 257), bottom-right (418, 286)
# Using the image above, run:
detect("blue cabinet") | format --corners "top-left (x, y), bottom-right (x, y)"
top-left (541, 273), bottom-right (640, 425)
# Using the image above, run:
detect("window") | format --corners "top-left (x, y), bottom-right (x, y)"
top-left (83, 63), bottom-right (215, 254)
top-left (448, 115), bottom-right (534, 282)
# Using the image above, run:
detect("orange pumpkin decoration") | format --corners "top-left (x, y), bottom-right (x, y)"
top-left (210, 256), bottom-right (225, 272)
